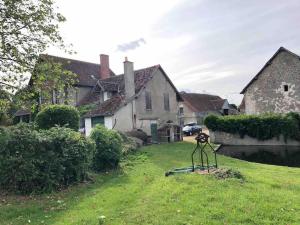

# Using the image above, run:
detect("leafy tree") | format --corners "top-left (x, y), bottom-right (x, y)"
top-left (0, 89), bottom-right (12, 125)
top-left (0, 0), bottom-right (70, 88)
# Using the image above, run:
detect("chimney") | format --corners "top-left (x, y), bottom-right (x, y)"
top-left (100, 54), bottom-right (110, 79)
top-left (124, 57), bottom-right (135, 99)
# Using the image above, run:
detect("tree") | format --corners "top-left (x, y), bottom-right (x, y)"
top-left (0, 89), bottom-right (12, 125)
top-left (0, 0), bottom-right (70, 88)
top-left (13, 57), bottom-right (78, 115)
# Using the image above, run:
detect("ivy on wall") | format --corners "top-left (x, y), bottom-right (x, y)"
top-left (204, 112), bottom-right (300, 142)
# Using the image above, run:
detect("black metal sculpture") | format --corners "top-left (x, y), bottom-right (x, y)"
top-left (165, 132), bottom-right (218, 176)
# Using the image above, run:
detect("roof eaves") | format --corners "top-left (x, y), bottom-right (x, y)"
top-left (240, 47), bottom-right (300, 94)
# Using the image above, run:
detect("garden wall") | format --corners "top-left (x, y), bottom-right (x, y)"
top-left (209, 130), bottom-right (300, 146)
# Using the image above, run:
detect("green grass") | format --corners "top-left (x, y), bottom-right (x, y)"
top-left (1, 142), bottom-right (300, 225)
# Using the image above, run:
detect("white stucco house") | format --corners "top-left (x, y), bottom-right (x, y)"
top-left (81, 58), bottom-right (183, 142)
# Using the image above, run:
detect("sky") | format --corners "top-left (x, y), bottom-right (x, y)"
top-left (48, 0), bottom-right (300, 105)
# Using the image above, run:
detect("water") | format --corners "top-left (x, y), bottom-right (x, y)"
top-left (217, 145), bottom-right (300, 167)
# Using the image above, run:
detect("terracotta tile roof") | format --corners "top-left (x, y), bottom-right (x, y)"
top-left (98, 65), bottom-right (159, 94)
top-left (38, 54), bottom-right (115, 87)
top-left (181, 92), bottom-right (225, 112)
top-left (77, 65), bottom-right (159, 107)
top-left (83, 96), bottom-right (124, 117)
top-left (81, 64), bottom-right (182, 117)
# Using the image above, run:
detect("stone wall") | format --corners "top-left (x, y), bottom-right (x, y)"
top-left (244, 50), bottom-right (300, 114)
top-left (209, 130), bottom-right (300, 146)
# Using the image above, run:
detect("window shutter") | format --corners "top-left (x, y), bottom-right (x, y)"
top-left (145, 91), bottom-right (152, 110)
top-left (164, 93), bottom-right (170, 111)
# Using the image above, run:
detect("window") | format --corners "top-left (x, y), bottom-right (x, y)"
top-left (75, 89), bottom-right (79, 104)
top-left (164, 93), bottom-right (170, 111)
top-left (64, 87), bottom-right (69, 104)
top-left (91, 116), bottom-right (104, 127)
top-left (104, 92), bottom-right (110, 101)
top-left (145, 91), bottom-right (152, 110)
top-left (52, 90), bottom-right (60, 104)
top-left (179, 106), bottom-right (184, 115)
top-left (284, 85), bottom-right (289, 92)
top-left (223, 109), bottom-right (229, 115)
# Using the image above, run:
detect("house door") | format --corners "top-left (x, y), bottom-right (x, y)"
top-left (151, 123), bottom-right (158, 143)
top-left (91, 116), bottom-right (104, 127)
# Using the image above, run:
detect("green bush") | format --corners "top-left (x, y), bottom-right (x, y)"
top-left (204, 113), bottom-right (300, 141)
top-left (35, 105), bottom-right (80, 130)
top-left (117, 131), bottom-right (140, 155)
top-left (0, 123), bottom-right (94, 194)
top-left (90, 125), bottom-right (122, 171)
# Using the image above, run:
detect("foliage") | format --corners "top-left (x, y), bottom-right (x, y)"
top-left (0, 0), bottom-right (71, 88)
top-left (126, 129), bottom-right (148, 144)
top-left (204, 113), bottom-right (300, 141)
top-left (212, 168), bottom-right (244, 180)
top-left (77, 103), bottom-right (97, 117)
top-left (90, 125), bottom-right (122, 171)
top-left (0, 142), bottom-right (300, 224)
top-left (12, 59), bottom-right (78, 116)
top-left (0, 89), bottom-right (13, 125)
top-left (0, 123), bottom-right (94, 194)
top-left (35, 105), bottom-right (80, 130)
top-left (117, 131), bottom-right (140, 155)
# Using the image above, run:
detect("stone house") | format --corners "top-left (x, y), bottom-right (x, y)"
top-left (240, 47), bottom-right (300, 114)
top-left (179, 92), bottom-right (238, 125)
top-left (16, 54), bottom-right (183, 142)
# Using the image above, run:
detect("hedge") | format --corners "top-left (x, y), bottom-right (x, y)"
top-left (0, 123), bottom-right (95, 194)
top-left (90, 125), bottom-right (122, 171)
top-left (35, 105), bottom-right (80, 130)
top-left (204, 112), bottom-right (300, 141)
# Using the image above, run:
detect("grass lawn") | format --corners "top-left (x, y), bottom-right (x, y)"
top-left (1, 141), bottom-right (300, 225)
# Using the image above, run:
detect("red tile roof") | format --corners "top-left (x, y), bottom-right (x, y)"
top-left (83, 96), bottom-right (124, 117)
top-left (81, 65), bottom-right (183, 117)
top-left (98, 65), bottom-right (159, 94)
top-left (38, 54), bottom-right (115, 87)
top-left (181, 92), bottom-right (225, 112)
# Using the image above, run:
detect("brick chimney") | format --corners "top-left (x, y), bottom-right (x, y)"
top-left (100, 54), bottom-right (110, 80)
top-left (124, 57), bottom-right (135, 99)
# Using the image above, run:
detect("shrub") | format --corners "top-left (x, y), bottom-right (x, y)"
top-left (212, 168), bottom-right (244, 180)
top-left (204, 113), bottom-right (300, 141)
top-left (90, 125), bottom-right (122, 171)
top-left (0, 123), bottom-right (94, 194)
top-left (117, 131), bottom-right (140, 155)
top-left (125, 129), bottom-right (148, 144)
top-left (35, 105), bottom-right (80, 130)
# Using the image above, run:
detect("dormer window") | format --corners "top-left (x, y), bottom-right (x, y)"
top-left (104, 92), bottom-right (110, 101)
top-left (284, 85), bottom-right (288, 92)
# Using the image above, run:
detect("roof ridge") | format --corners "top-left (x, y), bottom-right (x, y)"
top-left (40, 54), bottom-right (101, 66)
top-left (114, 64), bottom-right (160, 76)
top-left (182, 92), bottom-right (221, 98)
top-left (241, 46), bottom-right (300, 94)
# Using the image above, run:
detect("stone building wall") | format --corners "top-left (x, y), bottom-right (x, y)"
top-left (244, 50), bottom-right (300, 114)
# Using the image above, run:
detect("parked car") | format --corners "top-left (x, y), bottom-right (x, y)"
top-left (182, 123), bottom-right (202, 136)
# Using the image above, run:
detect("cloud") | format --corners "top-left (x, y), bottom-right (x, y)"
top-left (117, 38), bottom-right (146, 52)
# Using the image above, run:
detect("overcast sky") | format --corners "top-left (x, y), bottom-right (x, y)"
top-left (48, 0), bottom-right (300, 105)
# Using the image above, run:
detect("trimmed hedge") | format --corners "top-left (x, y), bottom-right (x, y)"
top-left (0, 123), bottom-right (94, 194)
top-left (35, 105), bottom-right (80, 130)
top-left (90, 125), bottom-right (122, 171)
top-left (204, 113), bottom-right (300, 141)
